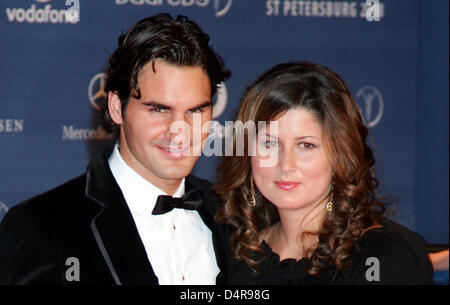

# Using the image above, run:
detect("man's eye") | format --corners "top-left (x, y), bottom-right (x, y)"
top-left (150, 107), bottom-right (167, 113)
top-left (188, 108), bottom-right (204, 114)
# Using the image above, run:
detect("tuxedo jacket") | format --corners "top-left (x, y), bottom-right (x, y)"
top-left (0, 147), bottom-right (228, 284)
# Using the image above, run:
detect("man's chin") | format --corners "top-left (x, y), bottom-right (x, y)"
top-left (155, 164), bottom-right (195, 180)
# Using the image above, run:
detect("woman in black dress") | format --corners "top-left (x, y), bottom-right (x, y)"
top-left (214, 62), bottom-right (433, 284)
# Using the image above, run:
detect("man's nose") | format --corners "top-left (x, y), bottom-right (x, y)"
top-left (165, 113), bottom-right (190, 144)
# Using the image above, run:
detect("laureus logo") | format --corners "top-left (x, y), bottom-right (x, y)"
top-left (355, 85), bottom-right (384, 128)
top-left (0, 201), bottom-right (9, 221)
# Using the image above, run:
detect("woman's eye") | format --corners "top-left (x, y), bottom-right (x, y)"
top-left (264, 140), bottom-right (279, 148)
top-left (299, 142), bottom-right (315, 149)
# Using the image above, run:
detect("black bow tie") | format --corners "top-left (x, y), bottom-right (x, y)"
top-left (151, 188), bottom-right (203, 215)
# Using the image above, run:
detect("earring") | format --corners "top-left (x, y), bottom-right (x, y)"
top-left (249, 175), bottom-right (256, 207)
top-left (326, 184), bottom-right (334, 212)
top-left (326, 201), bottom-right (333, 212)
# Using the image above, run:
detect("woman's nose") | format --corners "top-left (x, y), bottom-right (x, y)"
top-left (279, 149), bottom-right (297, 174)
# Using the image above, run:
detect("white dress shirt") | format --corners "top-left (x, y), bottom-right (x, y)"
top-left (108, 144), bottom-right (219, 284)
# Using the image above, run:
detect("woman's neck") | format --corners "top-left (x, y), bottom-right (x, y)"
top-left (264, 199), bottom-right (328, 261)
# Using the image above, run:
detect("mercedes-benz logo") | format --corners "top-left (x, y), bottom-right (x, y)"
top-left (88, 73), bottom-right (107, 111)
top-left (355, 85), bottom-right (384, 128)
top-left (0, 201), bottom-right (8, 221)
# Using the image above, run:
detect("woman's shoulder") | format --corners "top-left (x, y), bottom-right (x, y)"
top-left (357, 218), bottom-right (427, 253)
top-left (337, 218), bottom-right (434, 284)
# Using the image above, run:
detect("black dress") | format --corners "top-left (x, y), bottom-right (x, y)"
top-left (225, 218), bottom-right (434, 285)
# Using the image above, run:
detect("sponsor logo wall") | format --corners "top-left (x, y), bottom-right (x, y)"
top-left (0, 0), bottom-right (447, 244)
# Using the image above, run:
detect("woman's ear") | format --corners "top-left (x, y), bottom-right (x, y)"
top-left (108, 91), bottom-right (123, 125)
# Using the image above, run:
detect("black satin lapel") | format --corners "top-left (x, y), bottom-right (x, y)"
top-left (90, 204), bottom-right (158, 285)
top-left (86, 147), bottom-right (158, 285)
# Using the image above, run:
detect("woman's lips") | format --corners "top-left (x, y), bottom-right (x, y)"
top-left (274, 181), bottom-right (300, 191)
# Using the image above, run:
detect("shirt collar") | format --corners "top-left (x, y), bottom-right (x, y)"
top-left (108, 143), bottom-right (185, 215)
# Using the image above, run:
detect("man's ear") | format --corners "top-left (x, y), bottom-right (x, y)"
top-left (108, 91), bottom-right (123, 125)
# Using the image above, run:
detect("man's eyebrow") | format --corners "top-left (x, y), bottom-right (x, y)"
top-left (188, 101), bottom-right (212, 112)
top-left (141, 101), bottom-right (171, 110)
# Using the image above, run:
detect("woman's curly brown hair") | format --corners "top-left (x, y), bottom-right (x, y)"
top-left (213, 61), bottom-right (386, 276)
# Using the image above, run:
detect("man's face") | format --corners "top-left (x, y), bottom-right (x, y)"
top-left (108, 59), bottom-right (212, 194)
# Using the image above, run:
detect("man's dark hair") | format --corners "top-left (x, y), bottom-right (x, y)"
top-left (102, 13), bottom-right (231, 134)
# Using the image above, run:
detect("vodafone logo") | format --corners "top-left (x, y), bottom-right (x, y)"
top-left (5, 0), bottom-right (79, 24)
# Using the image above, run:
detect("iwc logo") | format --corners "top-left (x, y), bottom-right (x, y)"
top-left (355, 85), bottom-right (384, 128)
top-left (0, 201), bottom-right (9, 221)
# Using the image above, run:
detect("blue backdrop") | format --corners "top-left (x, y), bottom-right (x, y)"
top-left (0, 0), bottom-right (448, 246)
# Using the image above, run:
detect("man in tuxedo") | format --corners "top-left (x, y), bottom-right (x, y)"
top-left (0, 14), bottom-right (231, 284)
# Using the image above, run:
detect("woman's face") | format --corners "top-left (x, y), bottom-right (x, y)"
top-left (251, 108), bottom-right (333, 212)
